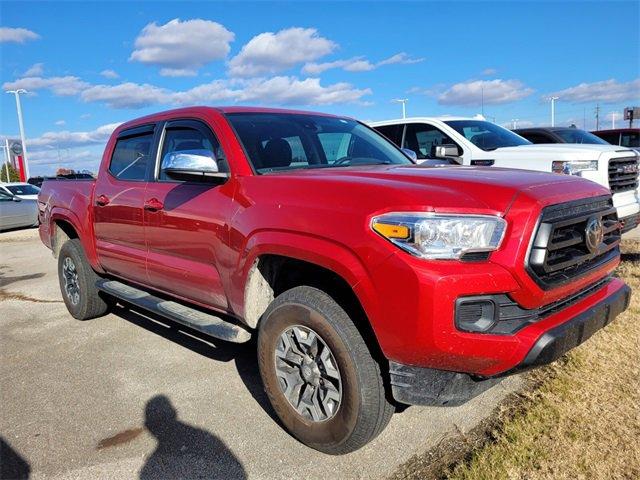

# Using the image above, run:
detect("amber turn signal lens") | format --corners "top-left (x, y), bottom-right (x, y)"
top-left (372, 222), bottom-right (410, 239)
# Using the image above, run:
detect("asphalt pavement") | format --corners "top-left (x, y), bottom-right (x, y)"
top-left (1, 228), bottom-right (525, 479)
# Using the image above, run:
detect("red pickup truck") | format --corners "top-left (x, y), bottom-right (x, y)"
top-left (38, 106), bottom-right (630, 454)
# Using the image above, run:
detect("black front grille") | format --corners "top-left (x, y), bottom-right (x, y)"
top-left (527, 196), bottom-right (621, 289)
top-left (608, 156), bottom-right (639, 193)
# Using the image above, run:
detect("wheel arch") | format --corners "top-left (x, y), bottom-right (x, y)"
top-left (237, 232), bottom-right (384, 361)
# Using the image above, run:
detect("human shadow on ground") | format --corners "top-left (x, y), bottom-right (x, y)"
top-left (0, 437), bottom-right (31, 479)
top-left (139, 395), bottom-right (246, 480)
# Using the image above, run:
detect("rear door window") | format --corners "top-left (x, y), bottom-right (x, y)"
top-left (109, 132), bottom-right (154, 181)
top-left (374, 124), bottom-right (404, 146)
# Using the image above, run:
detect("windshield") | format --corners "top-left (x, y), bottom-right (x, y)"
top-left (226, 113), bottom-right (412, 173)
top-left (444, 120), bottom-right (531, 151)
top-left (555, 129), bottom-right (609, 145)
top-left (5, 184), bottom-right (40, 195)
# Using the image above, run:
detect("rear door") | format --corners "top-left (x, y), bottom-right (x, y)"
top-left (143, 119), bottom-right (235, 310)
top-left (93, 124), bottom-right (157, 284)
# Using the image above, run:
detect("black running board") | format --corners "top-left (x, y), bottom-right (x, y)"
top-left (96, 279), bottom-right (252, 343)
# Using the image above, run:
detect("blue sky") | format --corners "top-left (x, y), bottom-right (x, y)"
top-left (1, 0), bottom-right (639, 176)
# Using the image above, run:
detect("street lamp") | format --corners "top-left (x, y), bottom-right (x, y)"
top-left (6, 89), bottom-right (30, 180)
top-left (392, 98), bottom-right (408, 119)
top-left (550, 96), bottom-right (559, 127)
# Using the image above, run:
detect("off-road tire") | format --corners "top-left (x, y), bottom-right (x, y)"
top-left (258, 286), bottom-right (394, 454)
top-left (58, 238), bottom-right (112, 320)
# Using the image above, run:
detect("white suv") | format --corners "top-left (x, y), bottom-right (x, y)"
top-left (370, 117), bottom-right (640, 232)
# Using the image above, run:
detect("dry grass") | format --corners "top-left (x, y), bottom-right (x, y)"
top-left (445, 240), bottom-right (640, 480)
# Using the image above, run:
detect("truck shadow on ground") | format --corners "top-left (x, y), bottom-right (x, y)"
top-left (138, 395), bottom-right (247, 480)
top-left (111, 305), bottom-right (282, 427)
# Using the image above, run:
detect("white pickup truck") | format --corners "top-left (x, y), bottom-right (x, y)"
top-left (370, 117), bottom-right (640, 232)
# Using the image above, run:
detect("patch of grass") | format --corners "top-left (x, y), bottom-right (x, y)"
top-left (446, 240), bottom-right (640, 480)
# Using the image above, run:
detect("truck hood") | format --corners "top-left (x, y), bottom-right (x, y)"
top-left (493, 143), bottom-right (636, 160)
top-left (268, 164), bottom-right (608, 215)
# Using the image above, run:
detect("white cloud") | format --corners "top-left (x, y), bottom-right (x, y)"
top-left (5, 71), bottom-right (370, 109)
top-left (3, 76), bottom-right (89, 96)
top-left (377, 52), bottom-right (424, 67)
top-left (100, 69), bottom-right (119, 79)
top-left (228, 27), bottom-right (336, 77)
top-left (54, 120), bottom-right (66, 126)
top-left (235, 76), bottom-right (371, 105)
top-left (29, 123), bottom-right (122, 150)
top-left (0, 27), bottom-right (40, 43)
top-left (303, 52), bottom-right (423, 75)
top-left (159, 68), bottom-right (197, 77)
top-left (23, 63), bottom-right (44, 76)
top-left (174, 76), bottom-right (371, 106)
top-left (80, 82), bottom-right (171, 109)
top-left (130, 18), bottom-right (234, 75)
top-left (438, 79), bottom-right (534, 106)
top-left (546, 78), bottom-right (640, 104)
top-left (482, 68), bottom-right (497, 76)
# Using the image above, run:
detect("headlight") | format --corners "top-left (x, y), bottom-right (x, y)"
top-left (552, 160), bottom-right (598, 176)
top-left (371, 213), bottom-right (506, 260)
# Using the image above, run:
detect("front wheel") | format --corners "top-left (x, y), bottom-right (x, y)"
top-left (257, 286), bottom-right (394, 454)
top-left (58, 239), bottom-right (113, 320)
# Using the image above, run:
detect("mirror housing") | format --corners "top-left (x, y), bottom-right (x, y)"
top-left (162, 149), bottom-right (229, 181)
top-left (11, 195), bottom-right (22, 202)
top-left (433, 144), bottom-right (460, 160)
top-left (400, 148), bottom-right (418, 161)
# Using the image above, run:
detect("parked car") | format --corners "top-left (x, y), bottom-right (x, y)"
top-left (514, 127), bottom-right (610, 145)
top-left (0, 182), bottom-right (41, 200)
top-left (591, 128), bottom-right (640, 151)
top-left (0, 189), bottom-right (38, 230)
top-left (38, 106), bottom-right (630, 454)
top-left (370, 117), bottom-right (640, 232)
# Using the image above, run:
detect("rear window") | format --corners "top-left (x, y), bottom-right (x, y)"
top-left (109, 133), bottom-right (154, 180)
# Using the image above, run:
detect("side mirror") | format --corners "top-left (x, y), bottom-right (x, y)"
top-left (162, 149), bottom-right (229, 181)
top-left (401, 148), bottom-right (418, 161)
top-left (12, 196), bottom-right (22, 202)
top-left (432, 144), bottom-right (460, 160)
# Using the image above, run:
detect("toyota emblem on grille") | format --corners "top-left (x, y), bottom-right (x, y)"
top-left (585, 217), bottom-right (604, 254)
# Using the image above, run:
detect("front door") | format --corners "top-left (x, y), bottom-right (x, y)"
top-left (143, 119), bottom-right (234, 311)
top-left (93, 124), bottom-right (156, 284)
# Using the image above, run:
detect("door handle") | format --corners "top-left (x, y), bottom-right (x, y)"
top-left (144, 198), bottom-right (164, 212)
top-left (96, 194), bottom-right (110, 206)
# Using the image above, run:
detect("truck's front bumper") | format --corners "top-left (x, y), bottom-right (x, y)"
top-left (389, 282), bottom-right (631, 406)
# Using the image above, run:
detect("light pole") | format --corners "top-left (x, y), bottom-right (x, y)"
top-left (6, 89), bottom-right (30, 180)
top-left (550, 96), bottom-right (559, 127)
top-left (511, 118), bottom-right (519, 129)
top-left (610, 111), bottom-right (617, 129)
top-left (392, 98), bottom-right (408, 119)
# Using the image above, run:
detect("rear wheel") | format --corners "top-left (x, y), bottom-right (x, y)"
top-left (258, 286), bottom-right (394, 454)
top-left (58, 239), bottom-right (112, 320)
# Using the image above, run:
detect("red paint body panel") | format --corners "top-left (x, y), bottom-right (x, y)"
top-left (38, 106), bottom-right (628, 377)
